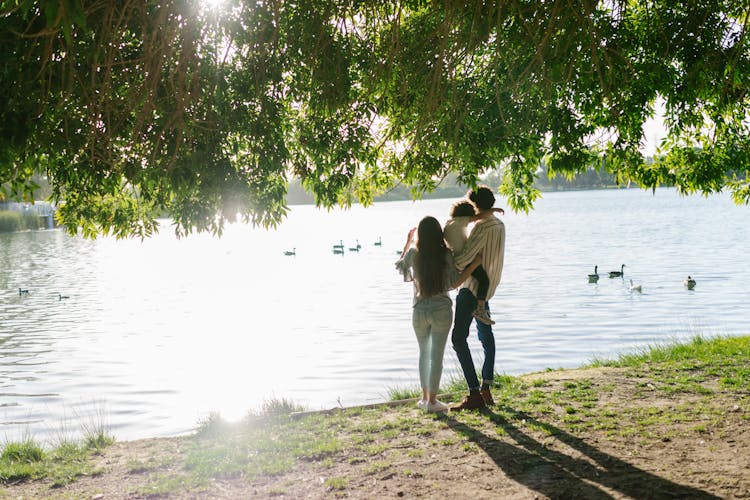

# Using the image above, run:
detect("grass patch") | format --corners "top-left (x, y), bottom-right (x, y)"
top-left (589, 335), bottom-right (748, 372)
top-left (0, 210), bottom-right (44, 232)
top-left (1, 439), bottom-right (44, 463)
top-left (0, 435), bottom-right (107, 486)
top-left (386, 385), bottom-right (421, 401)
top-left (364, 461), bottom-right (390, 475)
top-left (589, 335), bottom-right (749, 397)
top-left (256, 398), bottom-right (307, 417)
top-left (140, 473), bottom-right (205, 497)
top-left (324, 476), bottom-right (349, 490)
top-left (194, 412), bottom-right (232, 439)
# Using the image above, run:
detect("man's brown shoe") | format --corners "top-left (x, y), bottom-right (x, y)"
top-left (451, 391), bottom-right (486, 411)
top-left (480, 388), bottom-right (495, 406)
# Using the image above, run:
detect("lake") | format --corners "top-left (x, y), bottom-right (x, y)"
top-left (1, 187), bottom-right (748, 442)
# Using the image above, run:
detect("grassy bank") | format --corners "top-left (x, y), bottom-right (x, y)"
top-left (2, 335), bottom-right (748, 498)
top-left (0, 210), bottom-right (44, 232)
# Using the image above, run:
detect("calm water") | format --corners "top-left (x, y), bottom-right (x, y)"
top-left (1, 188), bottom-right (748, 442)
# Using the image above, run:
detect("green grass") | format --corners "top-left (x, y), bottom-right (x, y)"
top-left (0, 435), bottom-right (106, 486)
top-left (256, 397), bottom-right (307, 417)
top-left (588, 335), bottom-right (749, 395)
top-left (0, 210), bottom-right (44, 232)
top-left (0, 402), bottom-right (115, 486)
top-left (364, 461), bottom-right (390, 475)
top-left (0, 211), bottom-right (23, 232)
top-left (386, 385), bottom-right (421, 401)
top-left (1, 439), bottom-right (44, 463)
top-left (588, 335), bottom-right (748, 370)
top-left (324, 476), bottom-right (349, 490)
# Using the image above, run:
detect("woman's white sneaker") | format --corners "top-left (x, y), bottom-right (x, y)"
top-left (426, 400), bottom-right (448, 413)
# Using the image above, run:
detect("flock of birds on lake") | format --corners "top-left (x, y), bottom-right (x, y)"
top-left (16, 239), bottom-right (388, 301)
top-left (21, 242), bottom-right (699, 302)
top-left (282, 239), bottom-right (700, 293)
top-left (16, 288), bottom-right (69, 300)
top-left (587, 264), bottom-right (697, 292)
top-left (283, 237), bottom-right (383, 257)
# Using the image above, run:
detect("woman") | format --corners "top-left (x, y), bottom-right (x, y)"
top-left (396, 216), bottom-right (481, 413)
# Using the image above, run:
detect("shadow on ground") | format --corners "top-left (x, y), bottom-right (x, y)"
top-left (444, 407), bottom-right (720, 499)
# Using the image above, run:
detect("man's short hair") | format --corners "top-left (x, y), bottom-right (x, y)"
top-left (468, 185), bottom-right (495, 210)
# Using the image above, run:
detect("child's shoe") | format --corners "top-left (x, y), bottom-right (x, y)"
top-left (472, 305), bottom-right (495, 325)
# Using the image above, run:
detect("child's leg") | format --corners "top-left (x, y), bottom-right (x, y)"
top-left (471, 265), bottom-right (490, 305)
top-left (471, 265), bottom-right (494, 325)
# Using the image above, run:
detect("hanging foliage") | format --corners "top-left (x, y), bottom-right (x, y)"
top-left (0, 0), bottom-right (748, 237)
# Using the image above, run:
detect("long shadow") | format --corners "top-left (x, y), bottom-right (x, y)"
top-left (444, 407), bottom-right (721, 499)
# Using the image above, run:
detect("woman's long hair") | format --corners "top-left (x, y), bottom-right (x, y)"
top-left (414, 216), bottom-right (448, 298)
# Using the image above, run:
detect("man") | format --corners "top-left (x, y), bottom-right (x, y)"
top-left (450, 186), bottom-right (506, 410)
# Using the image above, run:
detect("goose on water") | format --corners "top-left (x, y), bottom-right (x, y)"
top-left (684, 276), bottom-right (696, 290)
top-left (349, 240), bottom-right (361, 252)
top-left (332, 240), bottom-right (344, 250)
top-left (588, 265), bottom-right (599, 282)
top-left (333, 248), bottom-right (344, 255)
top-left (18, 288), bottom-right (29, 295)
top-left (284, 248), bottom-right (296, 256)
top-left (59, 294), bottom-right (70, 300)
top-left (374, 237), bottom-right (382, 246)
top-left (629, 279), bottom-right (642, 293)
top-left (609, 264), bottom-right (626, 278)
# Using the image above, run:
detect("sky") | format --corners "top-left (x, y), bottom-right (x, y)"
top-left (642, 99), bottom-right (667, 156)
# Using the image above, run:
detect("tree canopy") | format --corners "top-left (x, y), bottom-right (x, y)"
top-left (1, 0), bottom-right (748, 237)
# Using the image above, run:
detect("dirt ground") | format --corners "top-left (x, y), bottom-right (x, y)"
top-left (3, 367), bottom-right (749, 499)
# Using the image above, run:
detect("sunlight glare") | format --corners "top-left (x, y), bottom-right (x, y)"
top-left (202, 0), bottom-right (224, 10)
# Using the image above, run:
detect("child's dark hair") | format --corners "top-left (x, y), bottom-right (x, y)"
top-left (450, 200), bottom-right (476, 218)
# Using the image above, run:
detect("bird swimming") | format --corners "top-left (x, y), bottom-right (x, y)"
top-left (684, 276), bottom-right (696, 289)
top-left (59, 294), bottom-right (70, 300)
top-left (588, 265), bottom-right (599, 282)
top-left (629, 279), bottom-right (642, 293)
top-left (609, 264), bottom-right (626, 278)
top-left (18, 288), bottom-right (29, 295)
top-left (374, 237), bottom-right (382, 246)
top-left (284, 248), bottom-right (296, 256)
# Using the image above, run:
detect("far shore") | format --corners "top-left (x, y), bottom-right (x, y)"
top-left (2, 334), bottom-right (748, 499)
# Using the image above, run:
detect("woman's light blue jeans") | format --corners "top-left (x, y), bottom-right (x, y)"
top-left (412, 304), bottom-right (453, 394)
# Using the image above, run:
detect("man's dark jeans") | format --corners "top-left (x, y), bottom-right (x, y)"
top-left (451, 288), bottom-right (495, 390)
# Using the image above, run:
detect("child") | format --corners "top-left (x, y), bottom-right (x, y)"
top-left (444, 200), bottom-right (504, 325)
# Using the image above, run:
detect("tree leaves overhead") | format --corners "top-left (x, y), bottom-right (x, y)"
top-left (0, 0), bottom-right (748, 237)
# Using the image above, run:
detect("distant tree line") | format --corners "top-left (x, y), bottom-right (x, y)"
top-left (286, 173), bottom-right (470, 205)
top-left (287, 165), bottom-right (630, 205)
